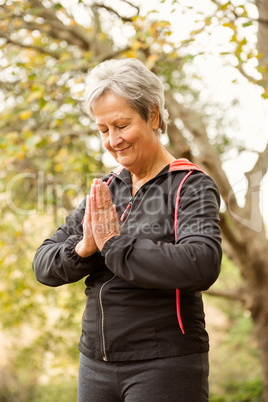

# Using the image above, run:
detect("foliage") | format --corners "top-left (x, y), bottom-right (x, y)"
top-left (0, 0), bottom-right (267, 400)
top-left (210, 378), bottom-right (263, 402)
top-left (205, 256), bottom-right (263, 400)
top-left (0, 1), bottom-right (196, 399)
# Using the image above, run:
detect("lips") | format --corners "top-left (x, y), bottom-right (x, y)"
top-left (116, 146), bottom-right (131, 153)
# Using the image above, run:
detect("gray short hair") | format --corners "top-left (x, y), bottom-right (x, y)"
top-left (85, 58), bottom-right (169, 133)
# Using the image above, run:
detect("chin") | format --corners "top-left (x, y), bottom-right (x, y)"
top-left (117, 155), bottom-right (135, 167)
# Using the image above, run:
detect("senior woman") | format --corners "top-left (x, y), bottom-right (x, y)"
top-left (33, 58), bottom-right (222, 401)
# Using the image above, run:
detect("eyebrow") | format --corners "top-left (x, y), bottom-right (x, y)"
top-left (96, 118), bottom-right (132, 127)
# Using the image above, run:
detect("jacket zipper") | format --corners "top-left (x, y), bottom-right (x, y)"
top-left (119, 190), bottom-right (142, 224)
top-left (98, 183), bottom-right (152, 361)
top-left (98, 275), bottom-right (116, 361)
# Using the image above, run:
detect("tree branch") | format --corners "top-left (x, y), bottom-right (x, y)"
top-left (165, 91), bottom-right (239, 212)
top-left (204, 287), bottom-right (246, 302)
top-left (165, 119), bottom-right (193, 160)
top-left (0, 33), bottom-right (61, 59)
top-left (98, 45), bottom-right (131, 62)
top-left (92, 2), bottom-right (133, 22)
top-left (164, 96), bottom-right (194, 160)
top-left (122, 0), bottom-right (140, 13)
top-left (28, 0), bottom-right (93, 50)
top-left (219, 212), bottom-right (246, 255)
top-left (236, 64), bottom-right (261, 86)
top-left (0, 79), bottom-right (21, 91)
top-left (77, 45), bottom-right (131, 73)
top-left (246, 141), bottom-right (268, 178)
top-left (210, 0), bottom-right (268, 25)
top-left (45, 19), bottom-right (92, 49)
top-left (243, 143), bottom-right (268, 219)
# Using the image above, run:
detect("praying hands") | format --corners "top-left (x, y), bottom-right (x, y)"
top-left (75, 178), bottom-right (121, 258)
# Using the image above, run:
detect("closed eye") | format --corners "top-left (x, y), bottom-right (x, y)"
top-left (99, 125), bottom-right (127, 134)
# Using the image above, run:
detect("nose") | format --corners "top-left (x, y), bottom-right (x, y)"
top-left (109, 128), bottom-right (124, 149)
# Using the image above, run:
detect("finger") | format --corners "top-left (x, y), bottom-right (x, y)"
top-left (82, 195), bottom-right (90, 224)
top-left (85, 194), bottom-right (90, 214)
top-left (82, 197), bottom-right (93, 239)
top-left (90, 192), bottom-right (99, 222)
top-left (96, 183), bottom-right (103, 210)
top-left (86, 195), bottom-right (92, 224)
top-left (91, 178), bottom-right (102, 196)
top-left (108, 204), bottom-right (120, 235)
top-left (93, 178), bottom-right (102, 188)
top-left (101, 182), bottom-right (114, 209)
top-left (91, 180), bottom-right (97, 197)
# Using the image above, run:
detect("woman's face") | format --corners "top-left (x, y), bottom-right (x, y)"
top-left (92, 92), bottom-right (160, 175)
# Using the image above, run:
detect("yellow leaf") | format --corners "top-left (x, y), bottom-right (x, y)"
top-left (6, 131), bottom-right (18, 138)
top-left (27, 90), bottom-right (44, 103)
top-left (131, 15), bottom-right (139, 22)
top-left (157, 20), bottom-right (170, 28)
top-left (13, 20), bottom-right (22, 27)
top-left (123, 50), bottom-right (138, 58)
top-left (54, 163), bottom-right (63, 172)
top-left (19, 110), bottom-right (33, 120)
top-left (223, 22), bottom-right (235, 30)
top-left (59, 52), bottom-right (71, 62)
top-left (145, 55), bottom-right (159, 70)
top-left (262, 89), bottom-right (268, 99)
top-left (74, 76), bottom-right (83, 84)
top-left (46, 75), bottom-right (58, 86)
top-left (131, 40), bottom-right (142, 50)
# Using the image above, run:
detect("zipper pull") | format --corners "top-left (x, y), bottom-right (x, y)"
top-left (120, 197), bottom-right (134, 222)
top-left (120, 203), bottom-right (131, 222)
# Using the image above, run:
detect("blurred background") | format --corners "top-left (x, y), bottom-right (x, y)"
top-left (0, 0), bottom-right (267, 400)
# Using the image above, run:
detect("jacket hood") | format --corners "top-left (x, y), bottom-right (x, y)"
top-left (168, 159), bottom-right (205, 173)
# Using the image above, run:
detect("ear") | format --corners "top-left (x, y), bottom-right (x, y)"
top-left (149, 107), bottom-right (160, 130)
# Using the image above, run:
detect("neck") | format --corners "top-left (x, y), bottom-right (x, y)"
top-left (131, 146), bottom-right (175, 195)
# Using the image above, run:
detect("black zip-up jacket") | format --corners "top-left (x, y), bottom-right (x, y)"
top-left (33, 159), bottom-right (222, 362)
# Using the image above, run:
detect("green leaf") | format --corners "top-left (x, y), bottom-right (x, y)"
top-left (242, 21), bottom-right (253, 28)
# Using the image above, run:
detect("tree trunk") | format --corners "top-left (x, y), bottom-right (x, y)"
top-left (255, 0), bottom-right (268, 90)
top-left (165, 89), bottom-right (268, 398)
top-left (164, 2), bottom-right (268, 394)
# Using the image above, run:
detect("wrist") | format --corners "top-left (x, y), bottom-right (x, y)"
top-left (75, 240), bottom-right (96, 258)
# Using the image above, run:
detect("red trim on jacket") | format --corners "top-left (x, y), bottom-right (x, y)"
top-left (172, 159), bottom-right (206, 334)
top-left (169, 158), bottom-right (205, 173)
top-left (174, 170), bottom-right (194, 334)
top-left (106, 175), bottom-right (115, 186)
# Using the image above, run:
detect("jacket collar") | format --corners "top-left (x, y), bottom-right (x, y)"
top-left (111, 158), bottom-right (205, 181)
top-left (168, 158), bottom-right (205, 173)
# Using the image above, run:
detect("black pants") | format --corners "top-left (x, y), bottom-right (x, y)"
top-left (78, 352), bottom-right (209, 402)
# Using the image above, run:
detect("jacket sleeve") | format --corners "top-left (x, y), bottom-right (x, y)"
top-left (33, 197), bottom-right (105, 287)
top-left (101, 172), bottom-right (222, 291)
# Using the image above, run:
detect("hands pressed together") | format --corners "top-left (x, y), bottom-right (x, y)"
top-left (75, 178), bottom-right (121, 258)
